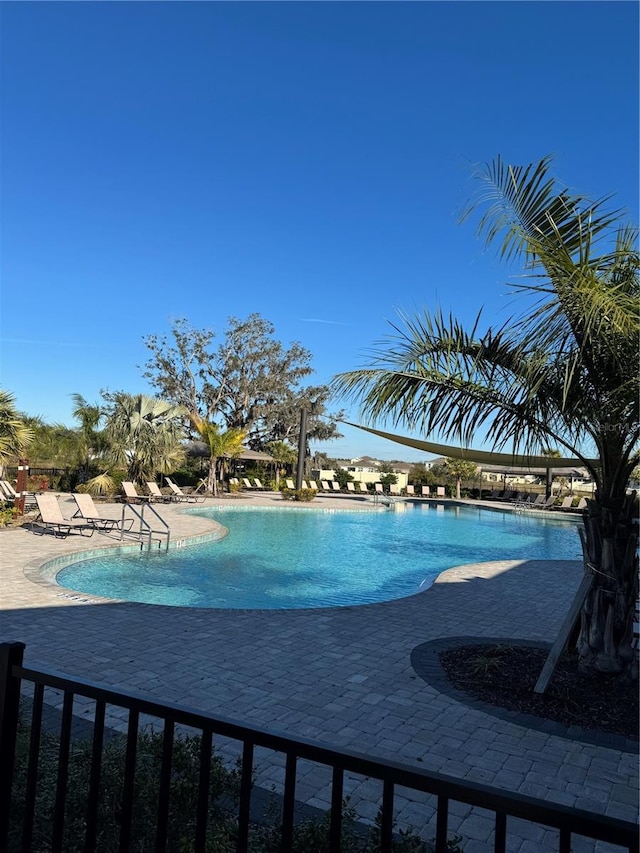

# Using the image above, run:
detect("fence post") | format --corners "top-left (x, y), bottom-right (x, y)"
top-left (0, 641), bottom-right (25, 849)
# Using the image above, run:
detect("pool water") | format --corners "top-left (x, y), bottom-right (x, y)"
top-left (55, 504), bottom-right (582, 610)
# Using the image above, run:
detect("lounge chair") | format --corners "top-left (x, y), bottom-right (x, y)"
top-left (146, 482), bottom-right (172, 502)
top-left (436, 486), bottom-right (446, 498)
top-left (576, 497), bottom-right (587, 510)
top-left (530, 494), bottom-right (557, 510)
top-left (320, 481), bottom-right (332, 492)
top-left (33, 493), bottom-right (94, 539)
top-left (121, 482), bottom-right (151, 503)
top-left (357, 482), bottom-right (369, 493)
top-left (330, 481), bottom-right (341, 492)
top-left (253, 478), bottom-right (266, 490)
top-left (346, 482), bottom-right (356, 493)
top-left (166, 478), bottom-right (205, 502)
top-left (308, 480), bottom-right (319, 491)
top-left (0, 480), bottom-right (17, 499)
top-left (301, 480), bottom-right (311, 490)
top-left (374, 483), bottom-right (384, 494)
top-left (285, 479), bottom-right (296, 490)
top-left (421, 486), bottom-right (430, 497)
top-left (406, 485), bottom-right (415, 496)
top-left (528, 494), bottom-right (546, 508)
top-left (389, 484), bottom-right (402, 496)
top-left (1, 479), bottom-right (37, 509)
top-left (72, 493), bottom-right (133, 532)
top-left (554, 497), bottom-right (574, 511)
top-left (242, 478), bottom-right (253, 490)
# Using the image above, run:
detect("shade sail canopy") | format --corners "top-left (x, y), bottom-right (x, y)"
top-left (341, 421), bottom-right (595, 470)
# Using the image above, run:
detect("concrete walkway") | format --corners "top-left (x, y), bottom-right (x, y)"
top-left (1, 492), bottom-right (637, 851)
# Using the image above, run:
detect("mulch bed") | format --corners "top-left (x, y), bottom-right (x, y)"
top-left (439, 644), bottom-right (639, 741)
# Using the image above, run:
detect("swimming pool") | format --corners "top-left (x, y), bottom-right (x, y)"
top-left (55, 504), bottom-right (582, 610)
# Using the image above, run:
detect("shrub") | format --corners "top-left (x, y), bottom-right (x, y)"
top-left (0, 505), bottom-right (18, 527)
top-left (280, 488), bottom-right (316, 502)
top-left (9, 716), bottom-right (461, 852)
top-left (26, 475), bottom-right (49, 492)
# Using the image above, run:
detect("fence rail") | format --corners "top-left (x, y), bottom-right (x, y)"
top-left (0, 643), bottom-right (637, 852)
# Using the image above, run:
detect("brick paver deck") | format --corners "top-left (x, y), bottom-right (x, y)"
top-left (1, 492), bottom-right (637, 850)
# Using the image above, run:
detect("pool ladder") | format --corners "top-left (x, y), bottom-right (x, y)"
top-left (120, 502), bottom-right (171, 551)
top-left (373, 492), bottom-right (397, 510)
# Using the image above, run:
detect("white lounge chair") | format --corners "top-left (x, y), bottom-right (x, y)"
top-left (346, 482), bottom-right (356, 493)
top-left (406, 485), bottom-right (415, 496)
top-left (357, 482), bottom-right (369, 493)
top-left (554, 497), bottom-right (574, 511)
top-left (285, 479), bottom-right (296, 490)
top-left (33, 493), bottom-right (94, 539)
top-left (436, 486), bottom-right (446, 498)
top-left (421, 486), bottom-right (431, 497)
top-left (389, 484), bottom-right (401, 496)
top-left (308, 480), bottom-right (319, 491)
top-left (122, 482), bottom-right (151, 503)
top-left (330, 481), bottom-right (341, 492)
top-left (146, 482), bottom-right (172, 502)
top-left (166, 478), bottom-right (205, 502)
top-left (72, 493), bottom-right (133, 532)
top-left (1, 479), bottom-right (37, 509)
top-left (320, 481), bottom-right (332, 492)
top-left (374, 483), bottom-right (384, 494)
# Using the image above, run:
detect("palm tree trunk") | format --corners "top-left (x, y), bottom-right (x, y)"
top-left (578, 492), bottom-right (638, 680)
top-left (207, 456), bottom-right (217, 496)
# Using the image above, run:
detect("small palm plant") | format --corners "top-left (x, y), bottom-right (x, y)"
top-left (190, 415), bottom-right (245, 496)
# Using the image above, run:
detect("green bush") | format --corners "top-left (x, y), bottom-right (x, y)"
top-left (0, 505), bottom-right (18, 527)
top-left (280, 488), bottom-right (316, 502)
top-left (9, 717), bottom-right (462, 852)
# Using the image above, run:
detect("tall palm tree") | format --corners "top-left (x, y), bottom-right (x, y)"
top-left (0, 390), bottom-right (33, 475)
top-left (105, 394), bottom-right (187, 484)
top-left (334, 156), bottom-right (639, 680)
top-left (190, 415), bottom-right (245, 496)
top-left (70, 393), bottom-right (107, 481)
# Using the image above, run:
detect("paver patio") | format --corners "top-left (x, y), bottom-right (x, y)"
top-left (1, 491), bottom-right (637, 850)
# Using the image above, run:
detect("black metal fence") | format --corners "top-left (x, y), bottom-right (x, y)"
top-left (0, 642), bottom-right (637, 853)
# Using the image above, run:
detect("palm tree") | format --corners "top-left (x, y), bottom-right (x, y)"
top-left (265, 440), bottom-right (297, 486)
top-left (105, 394), bottom-right (187, 484)
top-left (190, 415), bottom-right (245, 496)
top-left (334, 156), bottom-right (639, 680)
top-left (71, 393), bottom-right (107, 481)
top-left (0, 390), bottom-right (33, 475)
top-left (443, 458), bottom-right (478, 500)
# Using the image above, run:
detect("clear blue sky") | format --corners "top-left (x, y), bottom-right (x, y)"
top-left (2, 2), bottom-right (638, 461)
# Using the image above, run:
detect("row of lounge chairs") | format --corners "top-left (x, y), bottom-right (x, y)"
top-left (121, 479), bottom-right (206, 504)
top-left (0, 479), bottom-right (37, 509)
top-left (31, 492), bottom-right (136, 539)
top-left (30, 478), bottom-right (208, 538)
top-left (230, 478), bottom-right (448, 497)
top-left (500, 491), bottom-right (587, 512)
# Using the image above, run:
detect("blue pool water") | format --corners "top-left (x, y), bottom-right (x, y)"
top-left (55, 504), bottom-right (582, 610)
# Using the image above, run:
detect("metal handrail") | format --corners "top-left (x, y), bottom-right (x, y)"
top-left (120, 501), bottom-right (170, 551)
top-left (0, 642), bottom-right (637, 853)
top-left (373, 492), bottom-right (396, 508)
